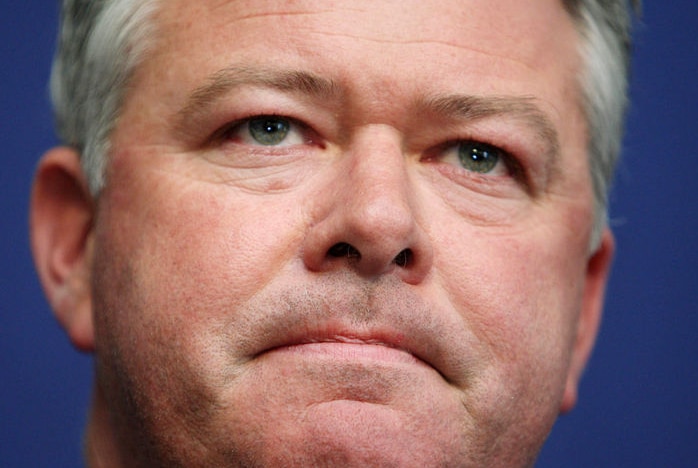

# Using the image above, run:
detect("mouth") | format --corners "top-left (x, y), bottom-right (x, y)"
top-left (253, 325), bottom-right (445, 379)
top-left (232, 275), bottom-right (473, 388)
top-left (259, 334), bottom-right (430, 368)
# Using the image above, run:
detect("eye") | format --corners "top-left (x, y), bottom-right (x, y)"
top-left (456, 141), bottom-right (505, 174)
top-left (227, 115), bottom-right (306, 147)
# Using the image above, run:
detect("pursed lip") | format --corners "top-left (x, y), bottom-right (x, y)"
top-left (257, 330), bottom-right (431, 368)
top-left (229, 275), bottom-right (475, 388)
top-left (249, 319), bottom-right (464, 384)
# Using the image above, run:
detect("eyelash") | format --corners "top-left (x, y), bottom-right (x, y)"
top-left (430, 138), bottom-right (526, 179)
top-left (213, 114), bottom-right (526, 183)
top-left (215, 115), bottom-right (316, 147)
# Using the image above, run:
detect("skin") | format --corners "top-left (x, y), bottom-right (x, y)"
top-left (31, 0), bottom-right (615, 466)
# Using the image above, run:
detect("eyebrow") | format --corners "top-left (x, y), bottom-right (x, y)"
top-left (177, 66), bottom-right (560, 164)
top-left (419, 94), bottom-right (560, 160)
top-left (176, 66), bottom-right (338, 132)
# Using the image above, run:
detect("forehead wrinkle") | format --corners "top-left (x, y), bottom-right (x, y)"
top-left (175, 66), bottom-right (339, 134)
top-left (308, 29), bottom-right (537, 70)
top-left (223, 8), bottom-right (342, 22)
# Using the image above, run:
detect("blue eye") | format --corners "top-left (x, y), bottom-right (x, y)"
top-left (458, 141), bottom-right (503, 174)
top-left (248, 117), bottom-right (291, 146)
top-left (220, 115), bottom-right (308, 148)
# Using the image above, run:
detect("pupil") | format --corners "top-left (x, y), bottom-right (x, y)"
top-left (459, 143), bottom-right (499, 173)
top-left (249, 117), bottom-right (289, 145)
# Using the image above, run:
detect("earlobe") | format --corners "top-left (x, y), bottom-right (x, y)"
top-left (30, 147), bottom-right (96, 352)
top-left (560, 228), bottom-right (615, 413)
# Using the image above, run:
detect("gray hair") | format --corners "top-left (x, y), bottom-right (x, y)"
top-left (566, 0), bottom-right (640, 248)
top-left (50, 0), bottom-right (159, 194)
top-left (50, 0), bottom-right (638, 247)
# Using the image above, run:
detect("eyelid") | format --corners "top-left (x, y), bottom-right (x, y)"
top-left (214, 114), bottom-right (304, 146)
top-left (428, 137), bottom-right (532, 194)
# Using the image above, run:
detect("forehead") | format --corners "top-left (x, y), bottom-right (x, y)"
top-left (155, 0), bottom-right (574, 45)
top-left (117, 0), bottom-right (584, 158)
top-left (145, 0), bottom-right (580, 90)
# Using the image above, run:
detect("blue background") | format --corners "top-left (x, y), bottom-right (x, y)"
top-left (1, 1), bottom-right (696, 466)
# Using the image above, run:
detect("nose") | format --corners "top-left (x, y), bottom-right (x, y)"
top-left (302, 127), bottom-right (433, 284)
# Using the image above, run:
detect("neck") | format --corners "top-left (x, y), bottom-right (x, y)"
top-left (84, 385), bottom-right (124, 468)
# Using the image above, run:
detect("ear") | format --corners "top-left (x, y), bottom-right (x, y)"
top-left (30, 147), bottom-right (96, 352)
top-left (560, 228), bottom-right (615, 413)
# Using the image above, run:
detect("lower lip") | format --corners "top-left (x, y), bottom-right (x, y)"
top-left (269, 342), bottom-right (425, 366)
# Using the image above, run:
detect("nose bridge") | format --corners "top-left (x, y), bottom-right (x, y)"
top-left (344, 126), bottom-right (414, 243)
top-left (301, 124), bottom-right (433, 283)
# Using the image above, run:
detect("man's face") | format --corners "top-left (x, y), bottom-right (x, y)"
top-left (78, 0), bottom-right (609, 465)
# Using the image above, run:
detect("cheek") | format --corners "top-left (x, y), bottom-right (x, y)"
top-left (89, 159), bottom-right (310, 423)
top-left (433, 212), bottom-right (589, 400)
top-left (99, 155), bottom-right (307, 314)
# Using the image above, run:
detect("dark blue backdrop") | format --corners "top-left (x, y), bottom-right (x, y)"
top-left (2, 2), bottom-right (696, 466)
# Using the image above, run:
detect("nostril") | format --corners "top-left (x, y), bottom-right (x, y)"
top-left (328, 242), bottom-right (361, 260)
top-left (393, 249), bottom-right (413, 268)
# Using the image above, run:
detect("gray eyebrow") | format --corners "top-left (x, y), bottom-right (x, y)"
top-left (176, 66), bottom-right (338, 133)
top-left (419, 94), bottom-right (561, 160)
